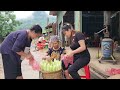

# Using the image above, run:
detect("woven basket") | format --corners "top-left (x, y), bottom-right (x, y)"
top-left (41, 69), bottom-right (63, 79)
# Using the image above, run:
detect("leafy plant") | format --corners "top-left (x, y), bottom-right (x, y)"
top-left (0, 11), bottom-right (22, 38)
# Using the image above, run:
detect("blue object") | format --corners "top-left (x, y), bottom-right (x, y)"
top-left (101, 38), bottom-right (113, 58)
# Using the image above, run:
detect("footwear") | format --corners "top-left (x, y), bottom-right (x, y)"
top-left (64, 70), bottom-right (72, 79)
top-left (16, 76), bottom-right (23, 79)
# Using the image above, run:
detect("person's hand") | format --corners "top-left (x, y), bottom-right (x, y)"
top-left (42, 57), bottom-right (46, 60)
top-left (46, 57), bottom-right (52, 62)
top-left (60, 54), bottom-right (64, 60)
top-left (25, 53), bottom-right (36, 66)
top-left (65, 51), bottom-right (74, 57)
top-left (62, 53), bottom-right (73, 63)
top-left (26, 53), bottom-right (34, 61)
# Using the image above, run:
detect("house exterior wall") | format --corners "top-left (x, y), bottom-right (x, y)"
top-left (57, 11), bottom-right (66, 45)
top-left (56, 11), bottom-right (82, 47)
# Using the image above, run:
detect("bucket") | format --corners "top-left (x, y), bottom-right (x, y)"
top-left (41, 69), bottom-right (63, 79)
top-left (101, 38), bottom-right (113, 58)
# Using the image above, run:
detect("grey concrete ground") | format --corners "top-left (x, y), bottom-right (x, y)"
top-left (88, 47), bottom-right (120, 79)
top-left (0, 46), bottom-right (120, 79)
top-left (0, 54), bottom-right (4, 79)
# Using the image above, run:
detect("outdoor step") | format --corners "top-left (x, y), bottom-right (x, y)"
top-left (107, 74), bottom-right (120, 79)
top-left (90, 66), bottom-right (109, 79)
top-left (89, 60), bottom-right (120, 78)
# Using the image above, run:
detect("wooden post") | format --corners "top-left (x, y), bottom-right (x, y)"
top-left (61, 18), bottom-right (65, 47)
top-left (52, 23), bottom-right (56, 35)
top-left (119, 12), bottom-right (120, 38)
top-left (74, 11), bottom-right (82, 32)
top-left (47, 17), bottom-right (50, 39)
top-left (104, 11), bottom-right (111, 26)
top-left (104, 11), bottom-right (111, 37)
top-left (47, 17), bottom-right (49, 26)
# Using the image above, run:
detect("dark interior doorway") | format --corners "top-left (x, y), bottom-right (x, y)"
top-left (82, 11), bottom-right (104, 38)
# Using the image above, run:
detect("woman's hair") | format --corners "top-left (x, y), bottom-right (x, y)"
top-left (30, 24), bottom-right (42, 34)
top-left (50, 35), bottom-right (60, 43)
top-left (62, 23), bottom-right (73, 32)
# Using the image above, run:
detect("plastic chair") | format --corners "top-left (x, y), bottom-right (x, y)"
top-left (80, 65), bottom-right (90, 79)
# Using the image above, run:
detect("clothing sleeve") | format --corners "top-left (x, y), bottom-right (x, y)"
top-left (25, 39), bottom-right (31, 47)
top-left (26, 42), bottom-right (31, 47)
top-left (61, 47), bottom-right (66, 54)
top-left (12, 33), bottom-right (27, 52)
top-left (75, 32), bottom-right (85, 42)
top-left (47, 48), bottom-right (52, 56)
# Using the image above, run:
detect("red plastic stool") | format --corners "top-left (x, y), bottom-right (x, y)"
top-left (80, 65), bottom-right (90, 79)
top-left (65, 65), bottom-right (91, 79)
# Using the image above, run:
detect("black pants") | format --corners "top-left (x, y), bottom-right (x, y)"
top-left (62, 57), bottom-right (90, 79)
top-left (1, 54), bottom-right (22, 79)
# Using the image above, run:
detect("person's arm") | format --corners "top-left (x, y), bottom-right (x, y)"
top-left (16, 51), bottom-right (34, 60)
top-left (61, 53), bottom-right (66, 58)
top-left (42, 48), bottom-right (51, 60)
top-left (16, 51), bottom-right (27, 57)
top-left (42, 52), bottom-right (49, 60)
top-left (61, 48), bottom-right (66, 56)
top-left (45, 49), bottom-right (53, 61)
top-left (61, 53), bottom-right (65, 60)
top-left (72, 40), bottom-right (86, 55)
top-left (12, 32), bottom-right (33, 60)
top-left (67, 32), bottom-right (86, 56)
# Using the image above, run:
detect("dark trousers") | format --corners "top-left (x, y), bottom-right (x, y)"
top-left (62, 57), bottom-right (90, 79)
top-left (1, 54), bottom-right (22, 79)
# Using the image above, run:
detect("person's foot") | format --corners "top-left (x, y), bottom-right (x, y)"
top-left (64, 70), bottom-right (72, 79)
top-left (65, 76), bottom-right (72, 79)
top-left (16, 76), bottom-right (23, 79)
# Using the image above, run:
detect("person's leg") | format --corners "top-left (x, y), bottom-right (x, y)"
top-left (16, 59), bottom-right (22, 79)
top-left (61, 61), bottom-right (72, 79)
top-left (2, 54), bottom-right (22, 79)
top-left (16, 76), bottom-right (23, 79)
top-left (68, 57), bottom-right (90, 79)
top-left (12, 54), bottom-right (22, 79)
top-left (64, 70), bottom-right (72, 79)
top-left (2, 54), bottom-right (18, 79)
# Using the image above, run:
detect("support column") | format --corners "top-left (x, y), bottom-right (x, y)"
top-left (104, 11), bottom-right (111, 37)
top-left (104, 11), bottom-right (111, 26)
top-left (119, 12), bottom-right (120, 38)
top-left (74, 11), bottom-right (82, 32)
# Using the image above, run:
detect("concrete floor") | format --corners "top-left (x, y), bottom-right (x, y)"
top-left (0, 46), bottom-right (120, 79)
